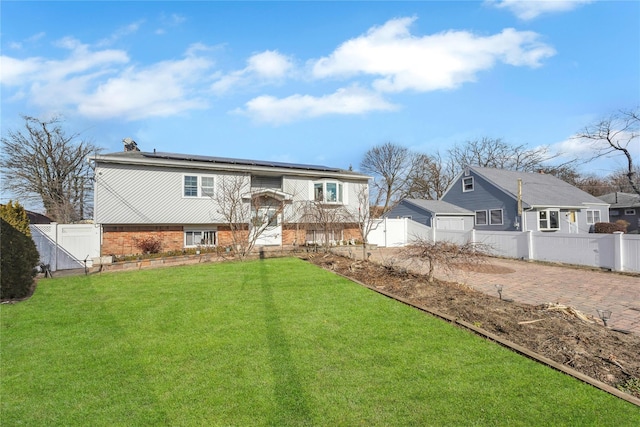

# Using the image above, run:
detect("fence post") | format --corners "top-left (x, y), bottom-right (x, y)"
top-left (613, 231), bottom-right (624, 272)
top-left (526, 230), bottom-right (534, 261)
top-left (53, 222), bottom-right (59, 272)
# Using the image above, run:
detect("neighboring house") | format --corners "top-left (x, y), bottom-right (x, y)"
top-left (441, 166), bottom-right (609, 233)
top-left (598, 192), bottom-right (640, 233)
top-left (384, 199), bottom-right (475, 231)
top-left (26, 210), bottom-right (52, 224)
top-left (93, 150), bottom-right (370, 256)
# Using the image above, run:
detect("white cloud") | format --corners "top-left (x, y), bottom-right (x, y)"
top-left (211, 50), bottom-right (294, 94)
top-left (97, 21), bottom-right (144, 47)
top-left (311, 17), bottom-right (555, 93)
top-left (1, 38), bottom-right (215, 121)
top-left (487, 0), bottom-right (593, 20)
top-left (78, 55), bottom-right (213, 120)
top-left (236, 85), bottom-right (398, 125)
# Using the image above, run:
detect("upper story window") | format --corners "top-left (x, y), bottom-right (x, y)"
top-left (184, 175), bottom-right (215, 198)
top-left (462, 177), bottom-right (474, 192)
top-left (184, 176), bottom-right (198, 197)
top-left (314, 181), bottom-right (343, 203)
top-left (586, 209), bottom-right (601, 224)
top-left (539, 209), bottom-right (560, 230)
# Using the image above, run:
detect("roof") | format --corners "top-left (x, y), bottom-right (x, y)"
top-left (469, 166), bottom-right (607, 208)
top-left (598, 192), bottom-right (640, 208)
top-left (93, 151), bottom-right (370, 180)
top-left (403, 199), bottom-right (474, 215)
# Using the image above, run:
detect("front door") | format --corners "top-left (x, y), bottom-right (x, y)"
top-left (253, 207), bottom-right (282, 246)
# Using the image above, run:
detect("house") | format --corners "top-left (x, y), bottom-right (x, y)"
top-left (92, 149), bottom-right (370, 256)
top-left (598, 192), bottom-right (640, 233)
top-left (384, 199), bottom-right (475, 231)
top-left (440, 166), bottom-right (609, 233)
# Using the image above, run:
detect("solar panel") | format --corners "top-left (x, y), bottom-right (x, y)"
top-left (144, 151), bottom-right (344, 173)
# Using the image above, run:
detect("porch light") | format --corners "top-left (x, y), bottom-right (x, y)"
top-left (597, 309), bottom-right (612, 327)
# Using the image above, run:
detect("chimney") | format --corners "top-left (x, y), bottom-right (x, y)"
top-left (123, 137), bottom-right (140, 152)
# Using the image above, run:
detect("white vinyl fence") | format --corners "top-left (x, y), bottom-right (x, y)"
top-left (30, 223), bottom-right (101, 271)
top-left (367, 218), bottom-right (640, 273)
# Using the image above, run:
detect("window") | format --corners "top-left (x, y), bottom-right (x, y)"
top-left (201, 177), bottom-right (215, 197)
top-left (314, 181), bottom-right (344, 203)
top-left (183, 175), bottom-right (215, 198)
top-left (538, 209), bottom-right (559, 230)
top-left (462, 177), bottom-right (474, 192)
top-left (185, 230), bottom-right (216, 247)
top-left (610, 209), bottom-right (619, 216)
top-left (475, 210), bottom-right (488, 226)
top-left (489, 209), bottom-right (503, 225)
top-left (586, 209), bottom-right (601, 224)
top-left (184, 176), bottom-right (198, 197)
top-left (624, 209), bottom-right (636, 216)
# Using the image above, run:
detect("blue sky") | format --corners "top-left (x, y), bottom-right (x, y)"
top-left (1, 0), bottom-right (639, 180)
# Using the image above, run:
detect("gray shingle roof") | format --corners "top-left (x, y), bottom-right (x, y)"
top-left (404, 199), bottom-right (474, 215)
top-left (598, 192), bottom-right (640, 208)
top-left (470, 167), bottom-right (607, 208)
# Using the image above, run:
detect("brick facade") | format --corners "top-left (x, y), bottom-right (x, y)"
top-left (102, 224), bottom-right (364, 256)
top-left (101, 225), bottom-right (183, 256)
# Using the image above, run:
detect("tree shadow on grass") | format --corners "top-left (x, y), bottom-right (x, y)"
top-left (259, 260), bottom-right (313, 426)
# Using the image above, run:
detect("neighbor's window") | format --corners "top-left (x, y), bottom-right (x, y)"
top-left (610, 209), bottom-right (619, 216)
top-left (462, 177), bottom-right (474, 192)
top-left (539, 209), bottom-right (560, 230)
top-left (475, 210), bottom-right (488, 226)
top-left (586, 209), bottom-right (601, 224)
top-left (489, 209), bottom-right (503, 226)
top-left (624, 209), bottom-right (636, 216)
top-left (314, 181), bottom-right (344, 203)
top-left (184, 176), bottom-right (198, 197)
top-left (185, 230), bottom-right (216, 247)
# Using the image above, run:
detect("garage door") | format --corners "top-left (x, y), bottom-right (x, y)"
top-left (436, 217), bottom-right (465, 230)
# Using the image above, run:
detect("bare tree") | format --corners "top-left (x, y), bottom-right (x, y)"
top-left (607, 166), bottom-right (640, 194)
top-left (1, 116), bottom-right (101, 222)
top-left (213, 175), bottom-right (287, 260)
top-left (360, 142), bottom-right (415, 213)
top-left (576, 108), bottom-right (640, 196)
top-left (401, 237), bottom-right (490, 283)
top-left (299, 200), bottom-right (350, 252)
top-left (447, 137), bottom-right (559, 173)
top-left (406, 152), bottom-right (457, 200)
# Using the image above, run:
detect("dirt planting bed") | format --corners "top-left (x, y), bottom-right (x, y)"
top-left (304, 252), bottom-right (640, 400)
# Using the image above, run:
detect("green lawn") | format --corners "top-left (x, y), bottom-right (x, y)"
top-left (1, 257), bottom-right (638, 426)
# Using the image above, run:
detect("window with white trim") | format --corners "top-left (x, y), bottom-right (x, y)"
top-left (586, 209), bottom-right (601, 224)
top-left (475, 210), bottom-right (488, 226)
top-left (462, 177), bottom-right (474, 192)
top-left (314, 181), bottom-right (344, 203)
top-left (539, 209), bottom-right (560, 230)
top-left (489, 209), bottom-right (503, 225)
top-left (624, 209), bottom-right (636, 215)
top-left (183, 175), bottom-right (215, 198)
top-left (184, 230), bottom-right (217, 247)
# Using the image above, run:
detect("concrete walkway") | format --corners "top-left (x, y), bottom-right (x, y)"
top-left (368, 248), bottom-right (640, 335)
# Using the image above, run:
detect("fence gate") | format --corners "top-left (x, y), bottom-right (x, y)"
top-left (30, 223), bottom-right (101, 271)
